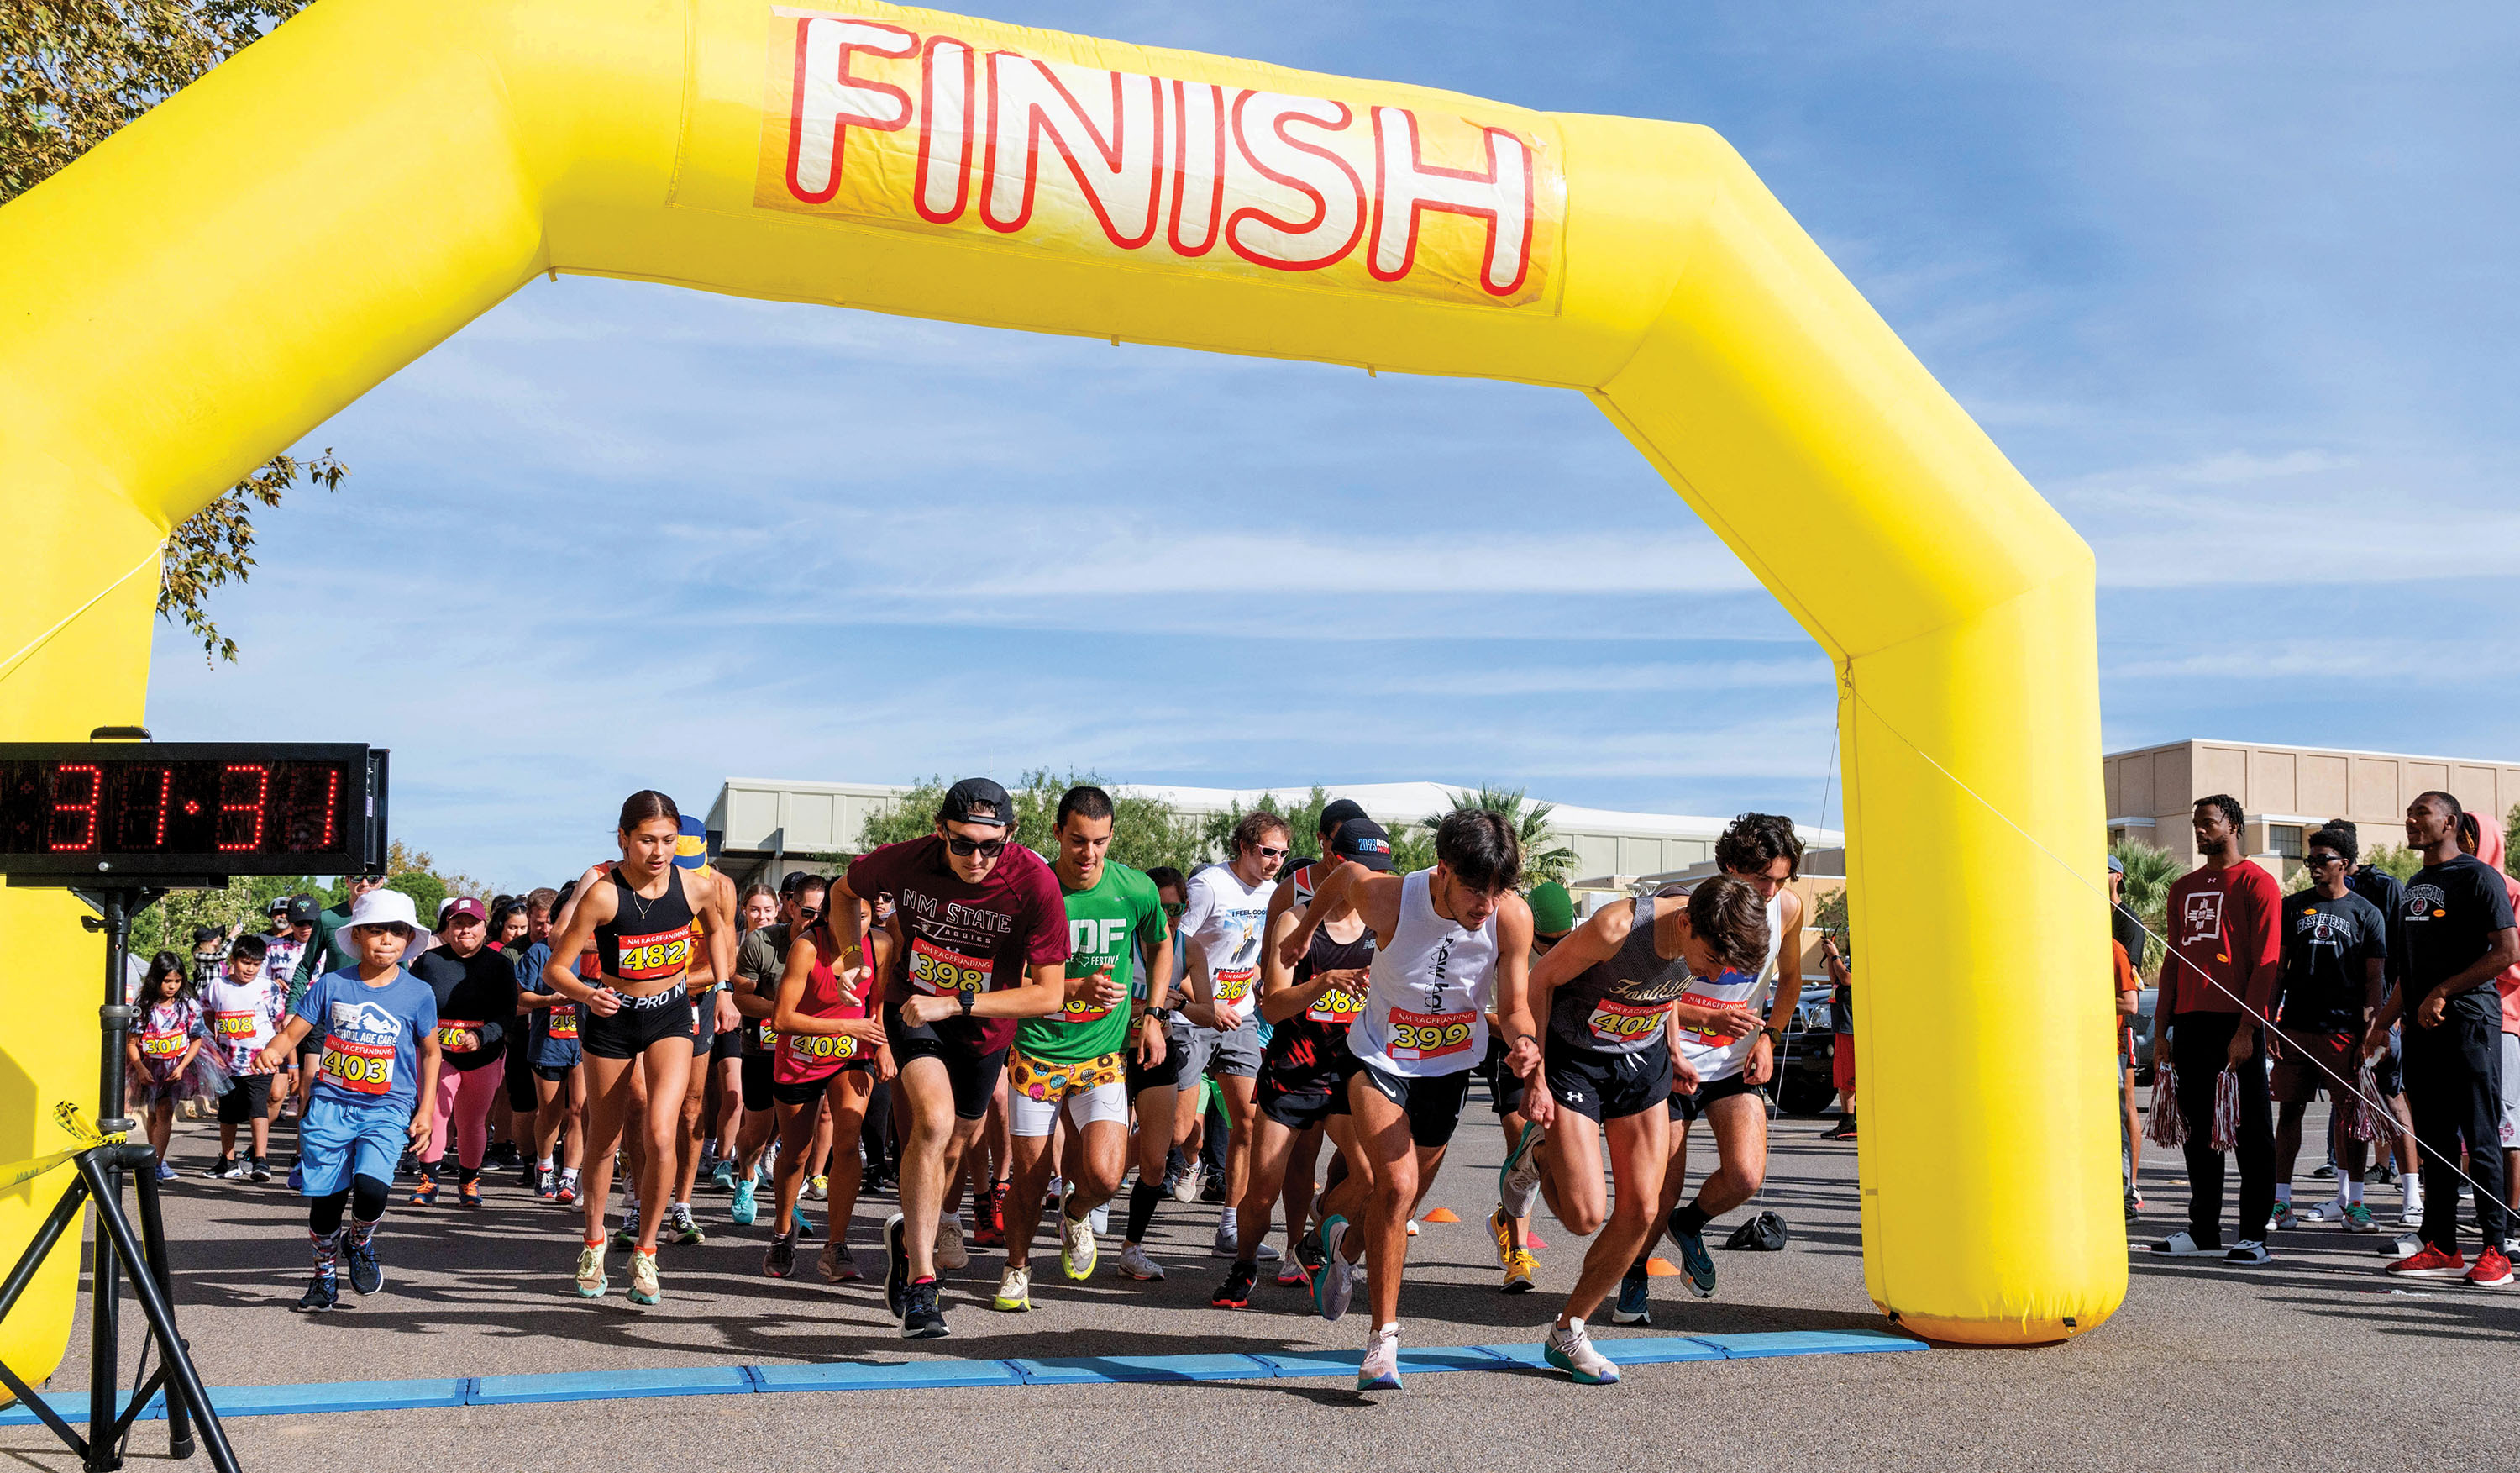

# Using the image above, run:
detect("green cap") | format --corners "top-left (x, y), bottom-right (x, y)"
top-left (1527, 881), bottom-right (1577, 938)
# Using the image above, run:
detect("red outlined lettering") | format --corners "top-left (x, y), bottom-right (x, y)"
top-left (218, 763), bottom-right (268, 851)
top-left (50, 763), bottom-right (100, 851)
top-left (784, 17), bottom-right (916, 204)
top-left (980, 53), bottom-right (1163, 249)
top-left (1166, 79), bottom-right (1226, 256)
top-left (1367, 107), bottom-right (1534, 296)
top-left (1224, 90), bottom-right (1365, 272)
top-left (320, 765), bottom-right (339, 849)
top-left (912, 35), bottom-right (975, 223)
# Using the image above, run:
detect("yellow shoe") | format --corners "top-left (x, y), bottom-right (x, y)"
top-left (1502, 1248), bottom-right (1539, 1294)
top-left (574, 1245), bottom-right (607, 1298)
top-left (627, 1249), bottom-right (662, 1306)
top-left (1488, 1207), bottom-right (1515, 1267)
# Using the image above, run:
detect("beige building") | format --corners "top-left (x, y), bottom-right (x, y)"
top-left (2104, 739), bottom-right (2520, 871)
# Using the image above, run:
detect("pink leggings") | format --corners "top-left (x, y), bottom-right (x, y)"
top-left (423, 1059), bottom-right (506, 1172)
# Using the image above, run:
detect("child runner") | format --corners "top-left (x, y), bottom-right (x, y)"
top-left (514, 885), bottom-right (585, 1203)
top-left (128, 951), bottom-right (218, 1181)
top-left (762, 896), bottom-right (890, 1281)
top-left (203, 933), bottom-right (287, 1182)
top-left (252, 887), bottom-right (440, 1313)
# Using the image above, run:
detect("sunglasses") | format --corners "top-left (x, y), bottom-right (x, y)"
top-left (1254, 845), bottom-right (1289, 860)
top-left (2307, 853), bottom-right (2347, 868)
top-left (795, 904), bottom-right (827, 920)
top-left (946, 835), bottom-right (1010, 859)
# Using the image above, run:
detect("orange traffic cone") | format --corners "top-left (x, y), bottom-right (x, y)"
top-left (1646, 1257), bottom-right (1681, 1276)
top-left (1420, 1207), bottom-right (1461, 1223)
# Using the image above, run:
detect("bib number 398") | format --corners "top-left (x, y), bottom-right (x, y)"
top-left (909, 936), bottom-right (988, 997)
top-left (1388, 1007), bottom-right (1474, 1060)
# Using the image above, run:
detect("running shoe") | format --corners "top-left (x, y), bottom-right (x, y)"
top-left (537, 1168), bottom-right (559, 1202)
top-left (1502, 1249), bottom-right (1539, 1294)
top-left (410, 1177), bottom-right (438, 1207)
top-left (458, 1174), bottom-right (485, 1208)
top-left (1671, 1212), bottom-right (1717, 1299)
top-left (1313, 1216), bottom-right (1354, 1323)
top-left (984, 1181), bottom-right (1009, 1243)
top-left (1545, 1318), bottom-right (1619, 1386)
top-left (884, 1214), bottom-right (910, 1318)
top-left (993, 1265), bottom-right (1032, 1312)
top-left (1212, 1214), bottom-right (1241, 1258)
top-left (556, 1176), bottom-right (579, 1207)
top-left (1611, 1260), bottom-right (1651, 1325)
top-left (612, 1209), bottom-right (641, 1249)
top-left (2401, 1189), bottom-right (2425, 1226)
top-left (292, 1273), bottom-right (339, 1313)
top-left (728, 1177), bottom-right (758, 1224)
top-left (627, 1250), bottom-right (662, 1305)
top-left (2465, 1246), bottom-right (2512, 1287)
top-left (1499, 1120), bottom-right (1546, 1218)
top-left (1212, 1260), bottom-right (1257, 1308)
top-left (710, 1159), bottom-right (737, 1192)
top-left (935, 1214), bottom-right (969, 1271)
top-left (1405, 1219), bottom-right (1420, 1237)
top-left (154, 1160), bottom-right (178, 1183)
top-left (345, 1232), bottom-right (384, 1295)
top-left (818, 1239), bottom-right (859, 1284)
top-left (759, 1230), bottom-right (794, 1277)
top-left (1821, 1115), bottom-right (1858, 1141)
top-left (2309, 1161), bottom-right (2337, 1179)
top-left (248, 1156), bottom-right (271, 1185)
top-left (1170, 1163), bottom-right (1204, 1205)
top-left (575, 1246), bottom-right (607, 1297)
top-left (2386, 1244), bottom-right (2465, 1278)
top-left (2224, 1239), bottom-right (2271, 1265)
top-left (218, 1157), bottom-right (250, 1181)
top-left (901, 1278), bottom-right (950, 1339)
top-left (1059, 1187), bottom-right (1098, 1281)
top-left (1276, 1256), bottom-right (1310, 1287)
top-left (204, 1155), bottom-right (234, 1181)
top-left (1295, 1226), bottom-right (1326, 1280)
top-left (2341, 1202), bottom-right (2378, 1234)
top-left (2268, 1202), bottom-right (2299, 1232)
top-left (668, 1207), bottom-right (706, 1246)
top-left (1488, 1207), bottom-right (1516, 1268)
top-left (1200, 1169), bottom-right (1227, 1204)
top-left (1117, 1243), bottom-right (1165, 1281)
top-left (1357, 1323), bottom-right (1402, 1391)
top-left (807, 1174), bottom-right (829, 1202)
top-left (2149, 1230), bottom-right (2218, 1257)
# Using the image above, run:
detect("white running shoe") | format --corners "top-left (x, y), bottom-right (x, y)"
top-left (936, 1215), bottom-right (969, 1271)
top-left (1357, 1323), bottom-right (1402, 1391)
top-left (1117, 1242), bottom-right (1165, 1281)
top-left (1060, 1188), bottom-right (1098, 1281)
top-left (1089, 1202), bottom-right (1110, 1235)
top-left (2401, 1191), bottom-right (2425, 1226)
top-left (993, 1265), bottom-right (1032, 1312)
top-left (574, 1246), bottom-right (606, 1299)
top-left (1171, 1164), bottom-right (1204, 1204)
top-left (1545, 1318), bottom-right (1619, 1386)
top-left (1405, 1219), bottom-right (1420, 1237)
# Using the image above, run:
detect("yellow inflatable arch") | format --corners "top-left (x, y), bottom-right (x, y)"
top-left (0, 0), bottom-right (2120, 1371)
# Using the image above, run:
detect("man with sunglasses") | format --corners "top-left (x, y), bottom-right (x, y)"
top-left (2270, 827), bottom-right (2388, 1233)
top-left (1177, 810), bottom-right (1293, 1260)
top-left (831, 777), bottom-right (1094, 1339)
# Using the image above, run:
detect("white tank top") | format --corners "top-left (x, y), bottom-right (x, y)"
top-left (1669, 888), bottom-right (1787, 1084)
top-left (1346, 870), bottom-right (1498, 1078)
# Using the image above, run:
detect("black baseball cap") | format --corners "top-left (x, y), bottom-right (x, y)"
top-left (1330, 818), bottom-right (1395, 871)
top-left (285, 894), bottom-right (321, 925)
top-left (1319, 798), bottom-right (1368, 837)
top-left (191, 924), bottom-right (225, 947)
top-left (940, 777), bottom-right (1014, 830)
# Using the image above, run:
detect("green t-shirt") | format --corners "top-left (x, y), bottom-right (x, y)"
top-left (1015, 859), bottom-right (1166, 1065)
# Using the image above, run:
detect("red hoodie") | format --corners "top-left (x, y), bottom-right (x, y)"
top-left (2161, 857), bottom-right (2283, 1020)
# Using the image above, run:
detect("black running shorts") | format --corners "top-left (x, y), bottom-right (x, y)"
top-left (885, 1000), bottom-right (1007, 1121)
top-left (1668, 1068), bottom-right (1762, 1123)
top-left (1543, 1033), bottom-right (1672, 1123)
top-left (1342, 1059), bottom-right (1472, 1149)
top-left (740, 1051), bottom-right (777, 1113)
top-left (580, 988), bottom-right (696, 1060)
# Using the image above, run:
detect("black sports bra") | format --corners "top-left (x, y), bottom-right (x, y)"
top-left (594, 863), bottom-right (696, 983)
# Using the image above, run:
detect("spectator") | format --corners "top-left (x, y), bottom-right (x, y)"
top-left (2268, 827), bottom-right (2386, 1234)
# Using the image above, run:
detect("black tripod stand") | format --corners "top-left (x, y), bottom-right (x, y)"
top-left (0, 884), bottom-right (239, 1472)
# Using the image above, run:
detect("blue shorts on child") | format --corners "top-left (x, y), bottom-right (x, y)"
top-left (296, 1094), bottom-right (408, 1197)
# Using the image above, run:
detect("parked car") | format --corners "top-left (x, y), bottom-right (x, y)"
top-left (1772, 984), bottom-right (1840, 1117)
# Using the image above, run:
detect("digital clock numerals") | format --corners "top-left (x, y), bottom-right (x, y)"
top-left (22, 760), bottom-right (349, 855)
top-left (49, 763), bottom-right (102, 851)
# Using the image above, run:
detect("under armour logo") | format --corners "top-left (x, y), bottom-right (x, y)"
top-left (1565, 1091), bottom-right (1585, 1101)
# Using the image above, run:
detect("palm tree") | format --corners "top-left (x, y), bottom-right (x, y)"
top-left (1425, 785), bottom-right (1580, 889)
top-left (2109, 839), bottom-right (2185, 977)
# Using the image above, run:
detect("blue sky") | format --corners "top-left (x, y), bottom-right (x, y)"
top-left (144, 1), bottom-right (2520, 889)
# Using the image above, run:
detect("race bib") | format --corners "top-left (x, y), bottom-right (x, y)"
top-left (1307, 982), bottom-right (1367, 1026)
top-left (1387, 1007), bottom-right (1475, 1061)
top-left (321, 1036), bottom-right (395, 1096)
top-left (782, 1029), bottom-right (860, 1068)
top-left (549, 1003), bottom-right (579, 1041)
top-left (613, 925), bottom-right (693, 981)
top-left (1214, 967), bottom-right (1257, 1004)
top-left (756, 1020), bottom-right (776, 1050)
top-left (907, 934), bottom-right (990, 997)
top-left (139, 1028), bottom-right (186, 1058)
top-left (1675, 990), bottom-right (1747, 1045)
top-left (436, 1018), bottom-right (481, 1050)
top-left (211, 1009), bottom-right (259, 1039)
top-left (1588, 998), bottom-right (1668, 1045)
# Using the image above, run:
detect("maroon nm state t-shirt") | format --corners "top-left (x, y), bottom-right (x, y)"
top-left (847, 835), bottom-right (1070, 1055)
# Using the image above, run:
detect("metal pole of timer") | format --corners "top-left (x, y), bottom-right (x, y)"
top-left (0, 878), bottom-right (239, 1473)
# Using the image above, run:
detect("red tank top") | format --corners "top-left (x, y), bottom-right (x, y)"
top-left (772, 922), bottom-right (874, 1085)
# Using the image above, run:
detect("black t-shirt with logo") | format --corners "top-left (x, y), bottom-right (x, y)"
top-left (2401, 855), bottom-right (2517, 1013)
top-left (2276, 889), bottom-right (2387, 1033)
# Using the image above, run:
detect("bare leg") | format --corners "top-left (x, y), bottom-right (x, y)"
top-left (1218, 1072), bottom-right (1258, 1215)
top-left (631, 1040), bottom-right (694, 1252)
top-left (1558, 1106), bottom-right (1670, 1328)
top-left (1231, 1113), bottom-right (1297, 1264)
top-left (577, 1055), bottom-right (638, 1241)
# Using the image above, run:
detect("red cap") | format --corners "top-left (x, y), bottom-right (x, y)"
top-left (443, 897), bottom-right (487, 925)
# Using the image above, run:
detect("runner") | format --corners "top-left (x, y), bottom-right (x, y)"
top-left (996, 786), bottom-right (1171, 1311)
top-left (1521, 876), bottom-right (1770, 1384)
top-left (2270, 827), bottom-right (2387, 1234)
top-left (704, 885), bottom-right (779, 1190)
top-left (824, 777), bottom-right (1079, 1339)
top-left (1625, 813), bottom-right (1810, 1320)
top-left (1214, 818), bottom-right (1387, 1309)
top-left (664, 818), bottom-right (737, 1247)
top-left (729, 876), bottom-right (823, 1225)
top-left (1178, 812), bottom-right (1290, 1260)
top-left (1491, 879), bottom-right (1575, 1292)
top-left (260, 895), bottom-right (320, 1122)
top-left (408, 897), bottom-right (519, 1208)
top-left (542, 792), bottom-right (737, 1306)
top-left (127, 953), bottom-right (216, 1181)
top-left (1116, 866), bottom-right (1192, 1282)
top-left (1277, 808), bottom-right (1534, 1391)
top-left (486, 897), bottom-right (534, 1175)
top-left (512, 886), bottom-right (584, 1203)
top-left (252, 887), bottom-right (440, 1313)
top-left (293, 872), bottom-right (388, 1133)
top-left (202, 933), bottom-right (286, 1182)
top-left (762, 893), bottom-right (890, 1282)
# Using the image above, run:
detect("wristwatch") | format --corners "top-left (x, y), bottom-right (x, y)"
top-left (1761, 1027), bottom-right (1787, 1044)
top-left (957, 989), bottom-right (975, 1017)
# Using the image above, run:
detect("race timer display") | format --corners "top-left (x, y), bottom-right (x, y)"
top-left (0, 744), bottom-right (387, 879)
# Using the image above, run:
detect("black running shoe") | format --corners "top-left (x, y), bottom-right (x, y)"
top-left (901, 1278), bottom-right (949, 1339)
top-left (247, 1156), bottom-right (271, 1184)
top-left (764, 1233), bottom-right (796, 1279)
top-left (1611, 1260), bottom-right (1651, 1324)
top-left (345, 1232), bottom-right (384, 1295)
top-left (1211, 1260), bottom-right (1257, 1309)
top-left (292, 1273), bottom-right (338, 1313)
top-left (882, 1213), bottom-right (909, 1320)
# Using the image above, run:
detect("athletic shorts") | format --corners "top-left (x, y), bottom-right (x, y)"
top-left (1205, 1020), bottom-right (1262, 1080)
top-left (2502, 1032), bottom-right (2519, 1149)
top-left (580, 988), bottom-right (696, 1060)
top-left (531, 1064), bottom-right (575, 1085)
top-left (1126, 1018), bottom-right (1189, 1095)
top-left (1669, 1068), bottom-right (1762, 1123)
top-left (217, 1073), bottom-right (273, 1124)
top-left (769, 1067), bottom-right (864, 1108)
top-left (1481, 1035), bottom-right (1527, 1118)
top-left (1257, 1073), bottom-right (1347, 1131)
top-left (689, 990), bottom-right (718, 1053)
top-left (1831, 1031), bottom-right (1855, 1094)
top-left (1543, 1034), bottom-right (1672, 1123)
top-left (741, 1052), bottom-right (777, 1113)
top-left (710, 1023), bottom-right (744, 1063)
top-left (2271, 1028), bottom-right (2358, 1105)
top-left (296, 1095), bottom-right (407, 1198)
top-left (1343, 1059), bottom-right (1473, 1149)
top-left (2375, 1034), bottom-right (2403, 1097)
top-left (885, 1000), bottom-right (1008, 1121)
top-left (296, 1029), bottom-right (323, 1060)
top-left (1007, 1050), bottom-right (1128, 1136)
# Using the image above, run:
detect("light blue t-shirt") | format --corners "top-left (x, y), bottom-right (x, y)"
top-left (295, 966), bottom-right (437, 1114)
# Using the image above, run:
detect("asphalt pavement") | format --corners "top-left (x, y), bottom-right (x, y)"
top-left (5, 1093), bottom-right (2513, 1472)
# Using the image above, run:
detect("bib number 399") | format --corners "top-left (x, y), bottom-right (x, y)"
top-left (1387, 1007), bottom-right (1474, 1060)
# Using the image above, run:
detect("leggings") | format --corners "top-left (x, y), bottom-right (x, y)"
top-left (422, 1059), bottom-right (507, 1172)
top-left (310, 1175), bottom-right (391, 1234)
top-left (861, 1079), bottom-right (895, 1176)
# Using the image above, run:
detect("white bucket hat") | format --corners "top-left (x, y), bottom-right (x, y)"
top-left (342, 886), bottom-right (422, 934)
